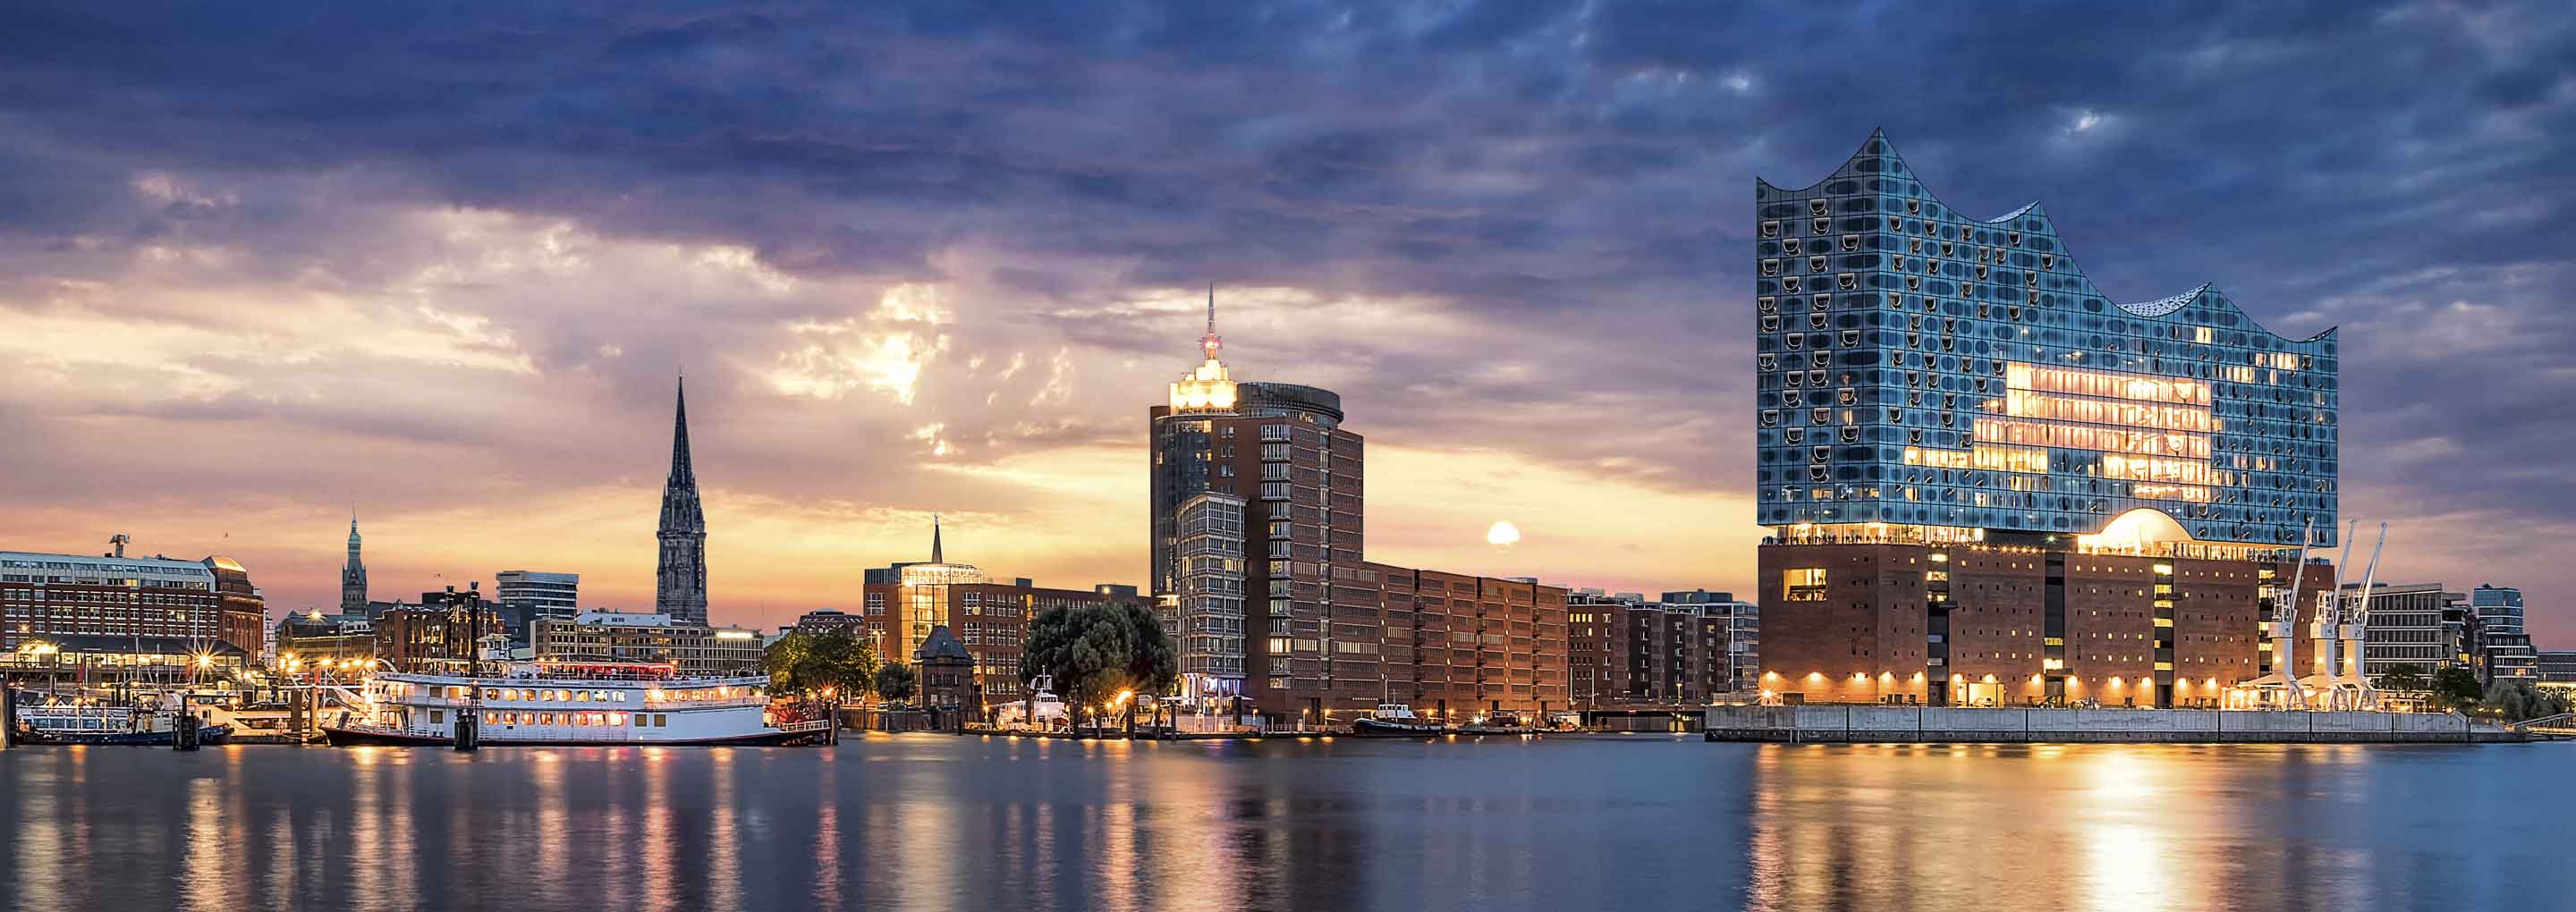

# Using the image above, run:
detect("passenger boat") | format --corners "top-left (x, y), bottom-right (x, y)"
top-left (10, 697), bottom-right (234, 746)
top-left (1348, 703), bottom-right (1446, 737)
top-left (319, 661), bottom-right (833, 747)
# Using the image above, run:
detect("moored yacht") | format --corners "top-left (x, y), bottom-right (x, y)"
top-left (10, 695), bottom-right (235, 746)
top-left (1348, 703), bottom-right (1446, 737)
top-left (321, 660), bottom-right (831, 747)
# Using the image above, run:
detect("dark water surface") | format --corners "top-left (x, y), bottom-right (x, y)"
top-left (2, 735), bottom-right (2567, 911)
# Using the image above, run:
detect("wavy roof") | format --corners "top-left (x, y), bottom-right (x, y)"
top-left (1757, 130), bottom-right (2333, 345)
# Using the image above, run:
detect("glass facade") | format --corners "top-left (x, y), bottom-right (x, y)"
top-left (1174, 491), bottom-right (1248, 696)
top-left (895, 562), bottom-right (994, 659)
top-left (1754, 132), bottom-right (2337, 547)
top-left (2470, 585), bottom-right (2524, 634)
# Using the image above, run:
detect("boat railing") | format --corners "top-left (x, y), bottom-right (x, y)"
top-left (371, 692), bottom-right (774, 711)
top-left (380, 673), bottom-right (769, 689)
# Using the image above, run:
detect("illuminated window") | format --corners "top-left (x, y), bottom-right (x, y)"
top-left (1784, 569), bottom-right (1828, 602)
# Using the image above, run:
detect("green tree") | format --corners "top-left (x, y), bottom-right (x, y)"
top-left (2373, 663), bottom-right (2428, 695)
top-left (2480, 679), bottom-right (2572, 722)
top-left (1116, 603), bottom-right (1180, 731)
top-left (2429, 665), bottom-right (2484, 712)
top-left (762, 629), bottom-right (879, 703)
top-left (874, 662), bottom-right (918, 705)
top-left (1023, 603), bottom-right (1181, 736)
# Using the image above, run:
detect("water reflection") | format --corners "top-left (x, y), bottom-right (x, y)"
top-left (1, 737), bottom-right (2566, 911)
top-left (1741, 743), bottom-right (2555, 912)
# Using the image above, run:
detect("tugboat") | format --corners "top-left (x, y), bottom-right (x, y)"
top-left (1348, 703), bottom-right (1446, 737)
top-left (10, 697), bottom-right (235, 746)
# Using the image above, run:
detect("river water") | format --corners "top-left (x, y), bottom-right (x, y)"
top-left (0, 735), bottom-right (2564, 911)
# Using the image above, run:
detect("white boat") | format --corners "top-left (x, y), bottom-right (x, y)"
top-left (320, 661), bottom-right (832, 747)
top-left (992, 674), bottom-right (1071, 730)
top-left (11, 695), bottom-right (235, 746)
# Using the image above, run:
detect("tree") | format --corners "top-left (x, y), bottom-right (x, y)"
top-left (2428, 665), bottom-right (2484, 712)
top-left (1023, 603), bottom-right (1182, 736)
top-left (1116, 603), bottom-right (1179, 732)
top-left (1117, 603), bottom-right (1181, 697)
top-left (2480, 679), bottom-right (2572, 722)
top-left (2373, 663), bottom-right (2428, 695)
top-left (762, 629), bottom-right (879, 703)
top-left (874, 662), bottom-right (918, 705)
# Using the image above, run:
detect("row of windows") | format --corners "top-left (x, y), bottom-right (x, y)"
top-left (482, 711), bottom-right (671, 728)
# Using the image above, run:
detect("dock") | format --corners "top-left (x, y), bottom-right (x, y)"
top-left (1704, 705), bottom-right (2527, 744)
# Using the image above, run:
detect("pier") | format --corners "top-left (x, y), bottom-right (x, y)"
top-left (1704, 705), bottom-right (2526, 744)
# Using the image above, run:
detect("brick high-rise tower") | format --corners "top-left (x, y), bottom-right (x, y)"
top-left (656, 376), bottom-right (710, 624)
top-left (1148, 288), bottom-right (1365, 718)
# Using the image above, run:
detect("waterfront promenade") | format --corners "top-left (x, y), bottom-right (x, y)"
top-left (1707, 705), bottom-right (2525, 744)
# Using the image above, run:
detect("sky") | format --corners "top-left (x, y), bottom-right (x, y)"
top-left (2, 2), bottom-right (2572, 640)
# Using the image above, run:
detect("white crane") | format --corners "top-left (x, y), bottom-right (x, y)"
top-left (2301, 520), bottom-right (2386, 710)
top-left (2339, 523), bottom-right (2388, 709)
top-left (2236, 519), bottom-right (2314, 709)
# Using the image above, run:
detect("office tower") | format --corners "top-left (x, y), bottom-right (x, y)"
top-left (495, 570), bottom-right (580, 642)
top-left (1147, 289), bottom-right (1364, 715)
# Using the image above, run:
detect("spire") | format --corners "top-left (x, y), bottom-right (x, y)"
top-left (656, 371), bottom-right (709, 624)
top-left (340, 506), bottom-right (369, 613)
top-left (668, 374), bottom-right (695, 487)
top-left (1199, 283), bottom-right (1223, 361)
top-left (931, 513), bottom-right (945, 564)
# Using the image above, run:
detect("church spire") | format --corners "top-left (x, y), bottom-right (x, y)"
top-left (931, 513), bottom-right (945, 564)
top-left (667, 375), bottom-right (695, 487)
top-left (657, 372), bottom-right (709, 624)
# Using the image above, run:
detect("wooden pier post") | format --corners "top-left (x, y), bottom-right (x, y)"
top-left (453, 709), bottom-right (479, 752)
top-left (174, 694), bottom-right (200, 752)
top-left (2, 679), bottom-right (16, 749)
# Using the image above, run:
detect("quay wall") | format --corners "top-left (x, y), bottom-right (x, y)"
top-left (1704, 705), bottom-right (2522, 744)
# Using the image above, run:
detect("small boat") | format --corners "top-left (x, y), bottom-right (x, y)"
top-left (1348, 703), bottom-right (1446, 737)
top-left (1456, 711), bottom-right (1537, 737)
top-left (11, 697), bottom-right (235, 746)
top-left (993, 675), bottom-right (1071, 730)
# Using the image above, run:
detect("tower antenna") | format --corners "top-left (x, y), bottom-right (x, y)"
top-left (1199, 283), bottom-right (1224, 360)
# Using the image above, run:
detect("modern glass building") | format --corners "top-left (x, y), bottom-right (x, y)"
top-left (1754, 131), bottom-right (2337, 550)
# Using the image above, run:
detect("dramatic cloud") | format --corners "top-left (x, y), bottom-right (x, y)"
top-left (2, 1), bottom-right (2572, 638)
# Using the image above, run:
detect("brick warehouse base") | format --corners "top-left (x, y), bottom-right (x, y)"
top-left (1703, 705), bottom-right (2523, 744)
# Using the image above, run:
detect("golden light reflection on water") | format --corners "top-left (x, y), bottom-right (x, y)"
top-left (708, 748), bottom-right (743, 912)
top-left (812, 758), bottom-right (842, 909)
top-left (12, 750), bottom-right (73, 909)
top-left (644, 746), bottom-right (675, 912)
top-left (180, 767), bottom-right (226, 912)
top-left (532, 749), bottom-right (571, 909)
top-left (2, 737), bottom-right (2553, 911)
top-left (1746, 743), bottom-right (2396, 912)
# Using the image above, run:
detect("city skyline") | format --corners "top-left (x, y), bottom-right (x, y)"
top-left (4, 3), bottom-right (2572, 639)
